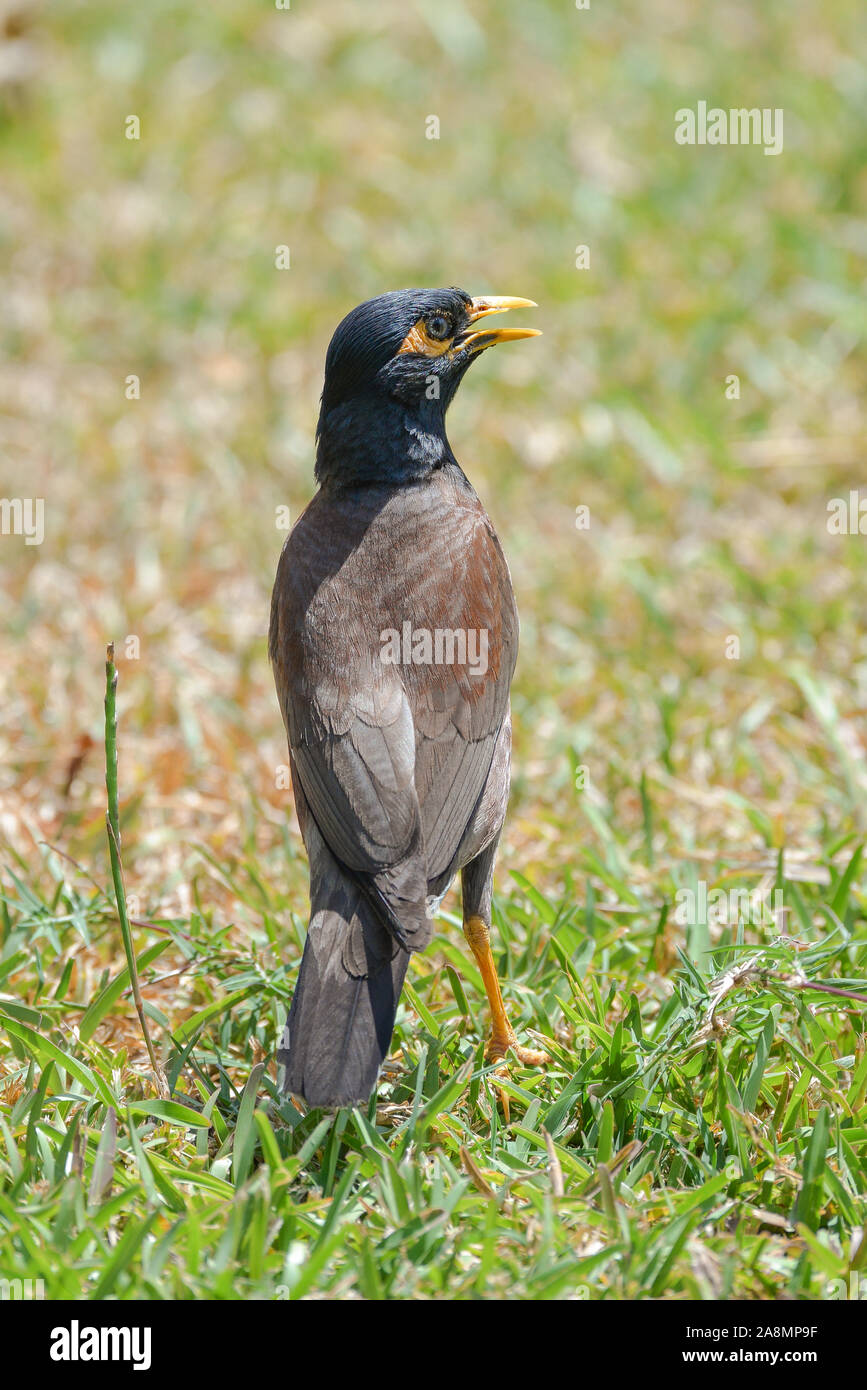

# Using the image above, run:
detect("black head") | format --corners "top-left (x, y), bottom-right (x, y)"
top-left (314, 287), bottom-right (539, 488)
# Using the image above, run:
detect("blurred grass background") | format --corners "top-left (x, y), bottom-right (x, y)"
top-left (1, 0), bottom-right (866, 1300)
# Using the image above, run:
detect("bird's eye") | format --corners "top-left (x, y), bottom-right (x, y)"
top-left (426, 314), bottom-right (452, 341)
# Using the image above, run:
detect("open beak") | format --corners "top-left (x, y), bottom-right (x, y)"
top-left (454, 296), bottom-right (541, 354)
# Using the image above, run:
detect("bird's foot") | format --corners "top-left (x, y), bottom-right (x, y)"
top-left (484, 1028), bottom-right (549, 1069)
top-left (484, 1029), bottom-right (549, 1123)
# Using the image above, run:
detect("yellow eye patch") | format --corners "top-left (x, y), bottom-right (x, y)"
top-left (396, 318), bottom-right (454, 357)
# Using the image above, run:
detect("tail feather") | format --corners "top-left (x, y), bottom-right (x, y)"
top-left (278, 860), bottom-right (411, 1108)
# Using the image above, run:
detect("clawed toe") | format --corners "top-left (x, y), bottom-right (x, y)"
top-left (483, 1032), bottom-right (549, 1122)
top-left (484, 1030), bottom-right (549, 1069)
top-left (511, 1043), bottom-right (550, 1066)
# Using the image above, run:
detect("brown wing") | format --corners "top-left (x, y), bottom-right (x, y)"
top-left (269, 465), bottom-right (517, 946)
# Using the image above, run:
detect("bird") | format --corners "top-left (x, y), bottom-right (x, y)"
top-left (269, 286), bottom-right (546, 1110)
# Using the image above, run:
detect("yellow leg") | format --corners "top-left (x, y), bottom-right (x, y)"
top-left (462, 915), bottom-right (548, 1118)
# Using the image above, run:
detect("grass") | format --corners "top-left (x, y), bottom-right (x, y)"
top-left (1, 0), bottom-right (866, 1299)
top-left (1, 667), bottom-right (866, 1300)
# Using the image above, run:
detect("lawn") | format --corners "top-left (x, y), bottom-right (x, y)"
top-left (0, 0), bottom-right (865, 1300)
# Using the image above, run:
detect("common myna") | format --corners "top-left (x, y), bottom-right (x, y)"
top-left (269, 287), bottom-right (545, 1108)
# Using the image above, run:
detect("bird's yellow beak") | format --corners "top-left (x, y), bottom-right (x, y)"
top-left (455, 296), bottom-right (541, 353)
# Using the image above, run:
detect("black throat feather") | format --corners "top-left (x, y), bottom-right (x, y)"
top-left (315, 392), bottom-right (459, 490)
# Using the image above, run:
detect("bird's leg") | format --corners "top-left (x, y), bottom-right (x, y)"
top-left (461, 841), bottom-right (548, 1121)
top-left (462, 914), bottom-right (549, 1069)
